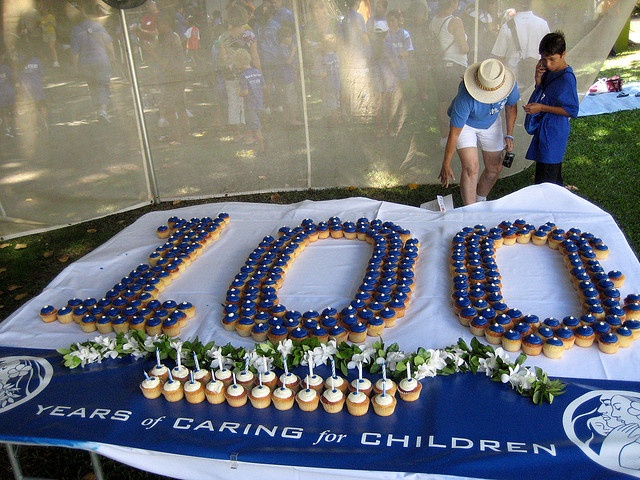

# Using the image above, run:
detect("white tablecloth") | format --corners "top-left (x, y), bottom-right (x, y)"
top-left (2, 183), bottom-right (640, 382)
top-left (2, 183), bottom-right (640, 480)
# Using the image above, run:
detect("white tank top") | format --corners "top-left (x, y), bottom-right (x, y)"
top-left (430, 15), bottom-right (468, 67)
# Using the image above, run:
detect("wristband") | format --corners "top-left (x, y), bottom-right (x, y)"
top-left (504, 135), bottom-right (514, 141)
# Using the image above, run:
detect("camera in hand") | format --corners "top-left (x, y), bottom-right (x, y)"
top-left (502, 151), bottom-right (515, 168)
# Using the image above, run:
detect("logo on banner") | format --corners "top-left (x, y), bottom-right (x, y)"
top-left (564, 390), bottom-right (640, 477)
top-left (0, 356), bottom-right (53, 414)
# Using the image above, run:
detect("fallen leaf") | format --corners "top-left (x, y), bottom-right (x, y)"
top-left (408, 183), bottom-right (420, 190)
top-left (0, 243), bottom-right (10, 249)
top-left (7, 284), bottom-right (22, 291)
top-left (346, 186), bottom-right (357, 191)
top-left (58, 255), bottom-right (70, 263)
top-left (14, 243), bottom-right (28, 250)
top-left (172, 200), bottom-right (183, 206)
top-left (14, 293), bottom-right (28, 301)
top-left (86, 228), bottom-right (97, 234)
top-left (0, 267), bottom-right (6, 274)
top-left (270, 193), bottom-right (281, 202)
top-left (43, 251), bottom-right (53, 258)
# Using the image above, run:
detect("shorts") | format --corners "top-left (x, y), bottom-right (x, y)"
top-left (457, 119), bottom-right (504, 152)
top-left (42, 32), bottom-right (56, 44)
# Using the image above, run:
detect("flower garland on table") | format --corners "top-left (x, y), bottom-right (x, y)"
top-left (58, 331), bottom-right (565, 405)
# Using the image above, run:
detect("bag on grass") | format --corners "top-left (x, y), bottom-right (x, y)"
top-left (606, 75), bottom-right (623, 92)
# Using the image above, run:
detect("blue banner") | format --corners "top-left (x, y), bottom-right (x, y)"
top-left (2, 346), bottom-right (640, 479)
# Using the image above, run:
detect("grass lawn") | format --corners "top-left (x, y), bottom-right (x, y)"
top-left (0, 34), bottom-right (639, 480)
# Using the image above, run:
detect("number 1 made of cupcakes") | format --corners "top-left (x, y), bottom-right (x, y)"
top-left (221, 217), bottom-right (419, 343)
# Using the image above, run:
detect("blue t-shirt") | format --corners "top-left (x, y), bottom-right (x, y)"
top-left (239, 67), bottom-right (264, 111)
top-left (448, 81), bottom-right (520, 130)
top-left (525, 66), bottom-right (579, 165)
top-left (384, 28), bottom-right (413, 81)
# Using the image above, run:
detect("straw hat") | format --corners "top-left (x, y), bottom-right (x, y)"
top-left (463, 59), bottom-right (516, 104)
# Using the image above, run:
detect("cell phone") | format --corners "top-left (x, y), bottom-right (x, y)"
top-left (502, 151), bottom-right (515, 168)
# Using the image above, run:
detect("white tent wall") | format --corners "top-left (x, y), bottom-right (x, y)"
top-left (0, 0), bottom-right (635, 239)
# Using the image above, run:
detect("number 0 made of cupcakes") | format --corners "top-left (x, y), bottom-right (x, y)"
top-left (451, 220), bottom-right (640, 358)
top-left (221, 217), bottom-right (419, 344)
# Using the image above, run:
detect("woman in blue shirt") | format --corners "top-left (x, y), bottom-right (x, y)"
top-left (523, 32), bottom-right (579, 186)
top-left (439, 58), bottom-right (519, 205)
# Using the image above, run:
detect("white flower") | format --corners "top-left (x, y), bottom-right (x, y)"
top-left (501, 365), bottom-right (536, 391)
top-left (348, 345), bottom-right (376, 369)
top-left (308, 341), bottom-right (338, 367)
top-left (246, 350), bottom-right (260, 369)
top-left (255, 356), bottom-right (274, 374)
top-left (384, 351), bottom-right (407, 371)
top-left (477, 348), bottom-right (510, 375)
top-left (446, 347), bottom-right (467, 370)
top-left (144, 335), bottom-right (159, 350)
top-left (169, 339), bottom-right (184, 351)
top-left (277, 339), bottom-right (293, 357)
top-left (122, 336), bottom-right (140, 354)
top-left (414, 349), bottom-right (448, 380)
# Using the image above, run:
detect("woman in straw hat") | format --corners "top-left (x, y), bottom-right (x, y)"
top-left (438, 58), bottom-right (519, 205)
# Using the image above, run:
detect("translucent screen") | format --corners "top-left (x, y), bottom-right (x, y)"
top-left (0, 0), bottom-right (635, 238)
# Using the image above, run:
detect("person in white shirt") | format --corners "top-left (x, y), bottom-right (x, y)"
top-left (491, 0), bottom-right (549, 90)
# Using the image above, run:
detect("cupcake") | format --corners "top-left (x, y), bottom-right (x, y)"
top-left (149, 363), bottom-right (169, 383)
top-left (214, 368), bottom-right (234, 388)
top-left (236, 370), bottom-right (255, 390)
top-left (171, 364), bottom-right (191, 384)
top-left (598, 332), bottom-right (620, 354)
top-left (145, 317), bottom-right (163, 336)
top-left (373, 378), bottom-right (397, 397)
top-left (348, 322), bottom-right (368, 343)
top-left (161, 376), bottom-right (184, 402)
top-left (397, 377), bottom-right (422, 402)
top-left (371, 393), bottom-right (397, 416)
top-left (542, 337), bottom-right (565, 359)
top-left (295, 388), bottom-right (319, 412)
top-left (484, 323), bottom-right (505, 346)
top-left (56, 306), bottom-right (74, 324)
top-left (278, 372), bottom-right (301, 393)
top-left (140, 375), bottom-right (163, 399)
top-left (267, 325), bottom-right (289, 344)
top-left (184, 379), bottom-right (206, 404)
top-left (324, 375), bottom-right (348, 394)
top-left (224, 383), bottom-right (248, 407)
top-left (616, 326), bottom-right (634, 347)
top-left (501, 329), bottom-right (522, 352)
top-left (249, 384), bottom-right (272, 409)
top-left (204, 378), bottom-right (226, 404)
top-left (555, 326), bottom-right (576, 349)
top-left (469, 315), bottom-right (488, 337)
top-left (366, 316), bottom-right (385, 337)
top-left (623, 319), bottom-right (640, 340)
top-left (346, 390), bottom-right (371, 416)
top-left (349, 377), bottom-right (372, 396)
top-left (251, 322), bottom-right (269, 342)
top-left (39, 305), bottom-right (58, 323)
top-left (271, 386), bottom-right (295, 410)
top-left (80, 314), bottom-right (97, 333)
top-left (574, 325), bottom-right (596, 348)
top-left (521, 334), bottom-right (543, 356)
top-left (321, 387), bottom-right (346, 413)
top-left (304, 373), bottom-right (324, 393)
